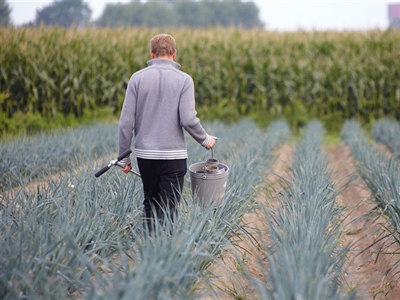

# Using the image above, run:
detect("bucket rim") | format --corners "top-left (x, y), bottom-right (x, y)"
top-left (189, 161), bottom-right (229, 172)
top-left (189, 161), bottom-right (229, 179)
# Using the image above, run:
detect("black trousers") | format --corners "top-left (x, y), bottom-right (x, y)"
top-left (137, 158), bottom-right (187, 231)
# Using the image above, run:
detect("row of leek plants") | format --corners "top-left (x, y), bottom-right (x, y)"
top-left (1, 119), bottom-right (290, 299)
top-left (0, 123), bottom-right (119, 190)
top-left (372, 118), bottom-right (400, 158)
top-left (247, 120), bottom-right (352, 299)
top-left (341, 119), bottom-right (400, 279)
top-left (1, 162), bottom-right (143, 299)
top-left (85, 119), bottom-right (291, 299)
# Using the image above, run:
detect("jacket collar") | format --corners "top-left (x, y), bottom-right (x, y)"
top-left (147, 59), bottom-right (181, 69)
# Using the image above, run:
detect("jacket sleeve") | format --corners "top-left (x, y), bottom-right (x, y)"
top-left (179, 76), bottom-right (211, 147)
top-left (118, 77), bottom-right (136, 166)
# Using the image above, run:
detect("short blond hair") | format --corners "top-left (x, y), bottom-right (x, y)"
top-left (150, 34), bottom-right (176, 57)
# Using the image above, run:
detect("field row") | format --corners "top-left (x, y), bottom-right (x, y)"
top-left (1, 118), bottom-right (400, 298)
top-left (1, 120), bottom-right (290, 298)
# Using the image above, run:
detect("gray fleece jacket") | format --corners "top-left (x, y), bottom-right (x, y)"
top-left (118, 59), bottom-right (211, 164)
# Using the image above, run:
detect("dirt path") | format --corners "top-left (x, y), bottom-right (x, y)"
top-left (202, 144), bottom-right (292, 299)
top-left (204, 143), bottom-right (400, 299)
top-left (329, 143), bottom-right (400, 299)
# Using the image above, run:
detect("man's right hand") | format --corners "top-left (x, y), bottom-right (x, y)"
top-left (121, 163), bottom-right (132, 174)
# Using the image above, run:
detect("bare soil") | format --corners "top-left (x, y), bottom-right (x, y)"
top-left (329, 143), bottom-right (400, 299)
top-left (203, 143), bottom-right (400, 299)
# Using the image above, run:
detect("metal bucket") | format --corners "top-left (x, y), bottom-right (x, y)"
top-left (189, 158), bottom-right (229, 207)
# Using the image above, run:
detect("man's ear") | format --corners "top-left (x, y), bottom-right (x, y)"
top-left (151, 51), bottom-right (156, 59)
top-left (172, 49), bottom-right (177, 59)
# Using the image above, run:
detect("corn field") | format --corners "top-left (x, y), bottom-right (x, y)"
top-left (1, 27), bottom-right (400, 136)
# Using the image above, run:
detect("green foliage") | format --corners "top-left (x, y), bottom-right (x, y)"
top-left (342, 119), bottom-right (400, 280)
top-left (35, 0), bottom-right (92, 27)
top-left (372, 118), bottom-right (400, 158)
top-left (0, 121), bottom-right (118, 189)
top-left (0, 120), bottom-right (291, 299)
top-left (0, 107), bottom-right (115, 139)
top-left (0, 0), bottom-right (11, 26)
top-left (1, 171), bottom-right (143, 299)
top-left (253, 121), bottom-right (351, 299)
top-left (1, 27), bottom-right (400, 139)
top-left (95, 0), bottom-right (263, 28)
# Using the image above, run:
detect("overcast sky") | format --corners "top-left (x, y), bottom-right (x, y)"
top-left (7, 1), bottom-right (396, 31)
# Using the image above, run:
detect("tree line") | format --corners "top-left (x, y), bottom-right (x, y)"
top-left (96, 0), bottom-right (262, 28)
top-left (0, 0), bottom-right (11, 26)
top-left (1, 0), bottom-right (263, 28)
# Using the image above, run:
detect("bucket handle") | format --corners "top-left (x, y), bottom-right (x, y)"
top-left (210, 136), bottom-right (220, 158)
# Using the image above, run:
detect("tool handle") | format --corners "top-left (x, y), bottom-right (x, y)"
top-left (94, 165), bottom-right (111, 177)
top-left (117, 149), bottom-right (132, 161)
top-left (95, 149), bottom-right (132, 178)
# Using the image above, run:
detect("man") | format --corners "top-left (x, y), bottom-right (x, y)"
top-left (118, 33), bottom-right (216, 232)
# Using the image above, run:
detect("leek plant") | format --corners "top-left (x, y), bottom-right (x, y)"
top-left (84, 120), bottom-right (291, 299)
top-left (250, 120), bottom-right (351, 299)
top-left (1, 120), bottom-right (290, 299)
top-left (0, 123), bottom-right (119, 190)
top-left (0, 165), bottom-right (143, 299)
top-left (372, 118), bottom-right (400, 158)
top-left (341, 119), bottom-right (400, 279)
